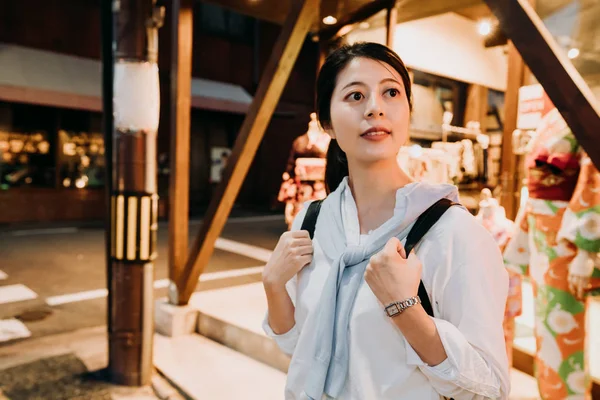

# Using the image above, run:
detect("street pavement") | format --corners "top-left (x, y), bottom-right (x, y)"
top-left (0, 213), bottom-right (548, 399)
top-left (0, 214), bottom-right (287, 344)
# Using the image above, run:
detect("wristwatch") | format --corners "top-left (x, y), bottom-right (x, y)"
top-left (384, 296), bottom-right (421, 318)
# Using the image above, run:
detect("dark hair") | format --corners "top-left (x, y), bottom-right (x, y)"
top-left (316, 42), bottom-right (413, 193)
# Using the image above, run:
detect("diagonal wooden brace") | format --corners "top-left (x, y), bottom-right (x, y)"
top-left (483, 0), bottom-right (600, 168)
top-left (174, 0), bottom-right (319, 305)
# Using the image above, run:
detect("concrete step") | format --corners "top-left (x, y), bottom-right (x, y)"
top-left (190, 282), bottom-right (290, 373)
top-left (187, 282), bottom-right (542, 399)
top-left (153, 333), bottom-right (286, 400)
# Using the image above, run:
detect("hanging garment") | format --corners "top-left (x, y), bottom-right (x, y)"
top-left (279, 132), bottom-right (330, 228)
top-left (504, 109), bottom-right (600, 400)
top-left (476, 196), bottom-right (522, 367)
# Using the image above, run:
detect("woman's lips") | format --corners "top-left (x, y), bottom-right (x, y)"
top-left (361, 128), bottom-right (391, 141)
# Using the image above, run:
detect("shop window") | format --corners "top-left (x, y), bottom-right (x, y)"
top-left (57, 110), bottom-right (105, 189)
top-left (0, 102), bottom-right (56, 190)
top-left (0, 104), bottom-right (105, 191)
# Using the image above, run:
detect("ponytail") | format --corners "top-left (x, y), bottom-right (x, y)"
top-left (325, 139), bottom-right (349, 193)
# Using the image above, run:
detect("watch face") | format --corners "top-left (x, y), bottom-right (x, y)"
top-left (385, 303), bottom-right (400, 317)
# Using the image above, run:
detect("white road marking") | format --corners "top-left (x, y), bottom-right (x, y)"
top-left (0, 318), bottom-right (32, 342)
top-left (46, 289), bottom-right (108, 306)
top-left (0, 284), bottom-right (38, 305)
top-left (153, 266), bottom-right (265, 289)
top-left (45, 237), bottom-right (271, 306)
top-left (11, 227), bottom-right (79, 236)
top-left (0, 270), bottom-right (7, 280)
top-left (47, 266), bottom-right (266, 306)
top-left (215, 238), bottom-right (272, 263)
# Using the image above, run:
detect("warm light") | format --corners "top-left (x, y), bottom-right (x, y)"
top-left (75, 178), bottom-right (87, 189)
top-left (477, 19), bottom-right (492, 36)
top-left (322, 16), bottom-right (337, 25)
top-left (63, 178), bottom-right (71, 187)
top-left (359, 22), bottom-right (370, 29)
top-left (568, 48), bottom-right (580, 59)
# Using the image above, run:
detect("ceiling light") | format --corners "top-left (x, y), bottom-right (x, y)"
top-left (322, 16), bottom-right (337, 25)
top-left (568, 47), bottom-right (580, 59)
top-left (477, 19), bottom-right (492, 36)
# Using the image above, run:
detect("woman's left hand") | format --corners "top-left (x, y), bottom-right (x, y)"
top-left (365, 237), bottom-right (422, 305)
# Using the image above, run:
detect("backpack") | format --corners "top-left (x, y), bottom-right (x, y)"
top-left (300, 198), bottom-right (458, 317)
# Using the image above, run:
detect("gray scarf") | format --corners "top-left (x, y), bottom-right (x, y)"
top-left (303, 178), bottom-right (459, 399)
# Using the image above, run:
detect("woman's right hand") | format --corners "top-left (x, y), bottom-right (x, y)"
top-left (262, 230), bottom-right (313, 290)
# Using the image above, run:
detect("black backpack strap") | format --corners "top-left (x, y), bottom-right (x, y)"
top-left (405, 198), bottom-right (456, 256)
top-left (300, 199), bottom-right (324, 239)
top-left (299, 197), bottom-right (458, 318)
top-left (406, 198), bottom-right (459, 317)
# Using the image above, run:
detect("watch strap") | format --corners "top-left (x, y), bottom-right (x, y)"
top-left (384, 296), bottom-right (421, 317)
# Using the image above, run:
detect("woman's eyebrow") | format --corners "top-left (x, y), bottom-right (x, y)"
top-left (381, 78), bottom-right (402, 86)
top-left (340, 81), bottom-right (365, 91)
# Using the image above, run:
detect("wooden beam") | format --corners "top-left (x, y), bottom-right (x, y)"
top-left (0, 85), bottom-right (102, 112)
top-left (484, 27), bottom-right (507, 48)
top-left (320, 0), bottom-right (395, 41)
top-left (167, 0), bottom-right (193, 304)
top-left (176, 0), bottom-right (318, 305)
top-left (483, 0), bottom-right (600, 169)
top-left (201, 0), bottom-right (292, 25)
top-left (320, 0), bottom-right (481, 41)
top-left (385, 1), bottom-right (398, 48)
top-left (499, 42), bottom-right (525, 221)
top-left (395, 0), bottom-right (482, 24)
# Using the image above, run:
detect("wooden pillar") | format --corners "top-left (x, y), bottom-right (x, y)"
top-left (176, 0), bottom-right (319, 305)
top-left (464, 84), bottom-right (489, 132)
top-left (499, 41), bottom-right (525, 220)
top-left (101, 0), bottom-right (115, 360)
top-left (105, 0), bottom-right (164, 386)
top-left (386, 1), bottom-right (398, 48)
top-left (166, 0), bottom-right (193, 305)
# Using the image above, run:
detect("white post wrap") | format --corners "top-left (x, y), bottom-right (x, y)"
top-left (113, 61), bottom-right (161, 133)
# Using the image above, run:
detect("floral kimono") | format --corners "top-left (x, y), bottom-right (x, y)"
top-left (504, 109), bottom-right (600, 399)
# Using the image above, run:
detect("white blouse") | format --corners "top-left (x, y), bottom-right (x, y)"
top-left (264, 184), bottom-right (510, 399)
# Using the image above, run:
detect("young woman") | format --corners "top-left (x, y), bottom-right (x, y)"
top-left (262, 42), bottom-right (510, 400)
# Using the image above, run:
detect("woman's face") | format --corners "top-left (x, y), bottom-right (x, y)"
top-left (328, 57), bottom-right (410, 165)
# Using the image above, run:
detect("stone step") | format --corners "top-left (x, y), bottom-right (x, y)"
top-left (189, 282), bottom-right (290, 373)
top-left (186, 282), bottom-right (542, 399)
top-left (154, 333), bottom-right (286, 400)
